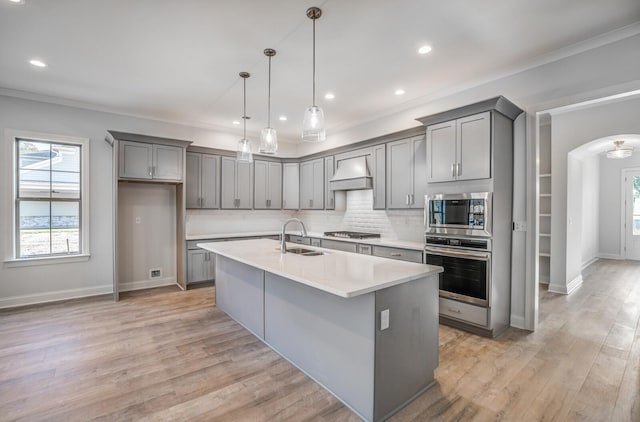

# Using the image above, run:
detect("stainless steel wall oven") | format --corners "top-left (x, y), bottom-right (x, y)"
top-left (425, 236), bottom-right (491, 307)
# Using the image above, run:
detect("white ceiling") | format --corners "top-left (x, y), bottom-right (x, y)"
top-left (1, 0), bottom-right (639, 143)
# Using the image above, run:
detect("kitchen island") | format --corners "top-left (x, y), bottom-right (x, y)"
top-left (198, 238), bottom-right (443, 422)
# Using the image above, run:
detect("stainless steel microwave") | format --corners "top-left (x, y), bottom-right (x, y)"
top-left (425, 192), bottom-right (492, 237)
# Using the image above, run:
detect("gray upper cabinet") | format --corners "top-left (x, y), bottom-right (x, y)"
top-left (324, 156), bottom-right (335, 210)
top-left (372, 144), bottom-right (386, 209)
top-left (426, 111), bottom-right (491, 182)
top-left (254, 160), bottom-right (282, 209)
top-left (186, 152), bottom-right (220, 209)
top-left (300, 158), bottom-right (324, 210)
top-left (119, 141), bottom-right (183, 181)
top-left (221, 156), bottom-right (253, 209)
top-left (283, 163), bottom-right (300, 210)
top-left (386, 136), bottom-right (426, 209)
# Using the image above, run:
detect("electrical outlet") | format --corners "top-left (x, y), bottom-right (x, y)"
top-left (513, 221), bottom-right (527, 232)
top-left (135, 216), bottom-right (141, 224)
top-left (380, 309), bottom-right (390, 330)
top-left (149, 268), bottom-right (162, 279)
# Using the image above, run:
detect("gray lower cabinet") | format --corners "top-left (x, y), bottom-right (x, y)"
top-left (372, 145), bottom-right (386, 209)
top-left (187, 249), bottom-right (214, 284)
top-left (310, 238), bottom-right (322, 247)
top-left (325, 156), bottom-right (335, 210)
top-left (371, 245), bottom-right (423, 263)
top-left (357, 244), bottom-right (373, 255)
top-left (321, 239), bottom-right (358, 253)
top-left (221, 156), bottom-right (253, 209)
top-left (386, 136), bottom-right (426, 209)
top-left (186, 152), bottom-right (220, 209)
top-left (300, 158), bottom-right (324, 210)
top-left (439, 297), bottom-right (488, 326)
top-left (254, 160), bottom-right (282, 209)
top-left (283, 162), bottom-right (300, 210)
top-left (288, 235), bottom-right (311, 245)
top-left (119, 141), bottom-right (184, 181)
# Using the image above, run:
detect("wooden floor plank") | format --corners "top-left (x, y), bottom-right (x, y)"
top-left (1, 259), bottom-right (639, 421)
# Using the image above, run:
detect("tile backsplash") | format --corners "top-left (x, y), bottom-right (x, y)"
top-left (186, 189), bottom-right (425, 242)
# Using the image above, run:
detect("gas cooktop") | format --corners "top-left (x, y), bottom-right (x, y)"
top-left (323, 231), bottom-right (381, 239)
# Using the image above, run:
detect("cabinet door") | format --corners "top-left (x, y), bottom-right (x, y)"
top-left (201, 154), bottom-right (220, 208)
top-left (372, 145), bottom-right (386, 209)
top-left (206, 252), bottom-right (216, 281)
top-left (187, 249), bottom-right (209, 284)
top-left (119, 141), bottom-right (153, 180)
top-left (236, 160), bottom-right (253, 209)
top-left (268, 162), bottom-right (282, 209)
top-left (300, 161), bottom-right (314, 210)
top-left (426, 120), bottom-right (456, 182)
top-left (312, 159), bottom-right (325, 209)
top-left (411, 136), bottom-right (427, 208)
top-left (457, 111), bottom-right (491, 181)
top-left (253, 160), bottom-right (269, 209)
top-left (325, 156), bottom-right (335, 210)
top-left (220, 156), bottom-right (237, 209)
top-left (185, 153), bottom-right (201, 208)
top-left (153, 144), bottom-right (183, 181)
top-left (386, 139), bottom-right (412, 209)
top-left (283, 163), bottom-right (300, 210)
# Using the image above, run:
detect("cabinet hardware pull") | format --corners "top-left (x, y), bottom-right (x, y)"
top-left (457, 163), bottom-right (461, 177)
top-left (149, 166), bottom-right (153, 177)
top-left (310, 199), bottom-right (313, 208)
top-left (447, 308), bottom-right (462, 314)
top-left (451, 163), bottom-right (455, 177)
top-left (391, 253), bottom-right (402, 257)
top-left (410, 194), bottom-right (414, 205)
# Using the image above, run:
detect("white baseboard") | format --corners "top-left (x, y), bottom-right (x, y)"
top-left (510, 314), bottom-right (526, 330)
top-left (119, 277), bottom-right (176, 292)
top-left (581, 256), bottom-right (599, 270)
top-left (0, 284), bottom-right (112, 309)
top-left (548, 274), bottom-right (583, 295)
top-left (598, 253), bottom-right (624, 260)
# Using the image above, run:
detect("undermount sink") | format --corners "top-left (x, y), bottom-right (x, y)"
top-left (280, 247), bottom-right (331, 256)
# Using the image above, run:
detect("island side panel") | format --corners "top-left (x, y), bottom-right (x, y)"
top-left (264, 272), bottom-right (376, 422)
top-left (374, 274), bottom-right (439, 422)
top-left (215, 255), bottom-right (265, 339)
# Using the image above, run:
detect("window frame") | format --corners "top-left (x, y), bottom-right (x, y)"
top-left (4, 129), bottom-right (90, 266)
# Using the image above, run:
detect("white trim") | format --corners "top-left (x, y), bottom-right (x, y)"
top-left (0, 284), bottom-right (111, 309)
top-left (581, 256), bottom-right (599, 271)
top-left (119, 277), bottom-right (177, 292)
top-left (548, 275), bottom-right (583, 295)
top-left (510, 314), bottom-right (526, 330)
top-left (3, 129), bottom-right (90, 261)
top-left (598, 253), bottom-right (624, 260)
top-left (4, 254), bottom-right (90, 268)
top-left (621, 168), bottom-right (640, 260)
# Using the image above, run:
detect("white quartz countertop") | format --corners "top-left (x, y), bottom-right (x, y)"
top-left (187, 231), bottom-right (424, 251)
top-left (198, 238), bottom-right (442, 298)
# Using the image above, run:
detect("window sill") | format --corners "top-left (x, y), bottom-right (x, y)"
top-left (4, 254), bottom-right (91, 268)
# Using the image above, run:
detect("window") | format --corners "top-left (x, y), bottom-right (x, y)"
top-left (6, 130), bottom-right (90, 263)
top-left (634, 176), bottom-right (640, 236)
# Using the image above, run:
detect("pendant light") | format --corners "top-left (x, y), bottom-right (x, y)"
top-left (302, 6), bottom-right (326, 142)
top-left (606, 140), bottom-right (633, 159)
top-left (236, 72), bottom-right (253, 163)
top-left (260, 48), bottom-right (278, 154)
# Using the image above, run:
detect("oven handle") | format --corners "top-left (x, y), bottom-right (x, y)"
top-left (424, 246), bottom-right (490, 260)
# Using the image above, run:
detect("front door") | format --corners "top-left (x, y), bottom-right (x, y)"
top-left (624, 171), bottom-right (640, 260)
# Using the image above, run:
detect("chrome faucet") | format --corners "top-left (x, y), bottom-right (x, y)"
top-left (280, 218), bottom-right (308, 253)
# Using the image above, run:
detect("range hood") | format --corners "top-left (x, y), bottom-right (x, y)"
top-left (329, 156), bottom-right (373, 191)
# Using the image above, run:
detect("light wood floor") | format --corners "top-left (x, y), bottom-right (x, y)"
top-left (1, 259), bottom-right (639, 421)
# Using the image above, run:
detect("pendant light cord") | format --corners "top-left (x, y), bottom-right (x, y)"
top-left (267, 55), bottom-right (272, 128)
top-left (243, 77), bottom-right (247, 139)
top-left (312, 17), bottom-right (316, 107)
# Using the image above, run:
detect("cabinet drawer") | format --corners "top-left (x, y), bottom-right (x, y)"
top-left (320, 239), bottom-right (358, 253)
top-left (371, 246), bottom-right (423, 263)
top-left (309, 238), bottom-right (322, 247)
top-left (439, 297), bottom-right (488, 327)
top-left (288, 235), bottom-right (311, 245)
top-left (357, 244), bottom-right (372, 255)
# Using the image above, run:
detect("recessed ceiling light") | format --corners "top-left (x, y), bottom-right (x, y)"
top-left (279, 116), bottom-right (287, 121)
top-left (9, 0), bottom-right (25, 4)
top-left (418, 45), bottom-right (432, 55)
top-left (394, 89), bottom-right (405, 96)
top-left (232, 120), bottom-right (240, 125)
top-left (29, 59), bottom-right (47, 68)
top-left (324, 92), bottom-right (335, 100)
